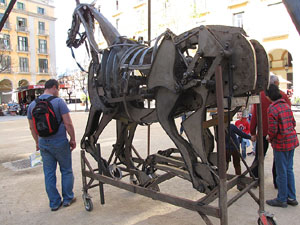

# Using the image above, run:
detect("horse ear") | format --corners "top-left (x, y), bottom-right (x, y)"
top-left (75, 0), bottom-right (80, 5)
top-left (91, 0), bottom-right (97, 6)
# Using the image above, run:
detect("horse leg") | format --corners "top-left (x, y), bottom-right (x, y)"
top-left (156, 88), bottom-right (206, 192)
top-left (81, 106), bottom-right (115, 161)
top-left (182, 99), bottom-right (217, 188)
top-left (81, 105), bottom-right (102, 155)
top-left (90, 112), bottom-right (115, 145)
top-left (124, 122), bottom-right (139, 184)
top-left (113, 120), bottom-right (139, 183)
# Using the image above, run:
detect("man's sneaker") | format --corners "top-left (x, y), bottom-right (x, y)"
top-left (51, 202), bottom-right (62, 211)
top-left (63, 197), bottom-right (76, 207)
top-left (266, 198), bottom-right (288, 208)
top-left (287, 198), bottom-right (298, 206)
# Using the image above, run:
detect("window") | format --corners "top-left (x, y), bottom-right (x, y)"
top-left (286, 72), bottom-right (293, 89)
top-left (17, 2), bottom-right (24, 10)
top-left (38, 39), bottom-right (47, 53)
top-left (17, 17), bottom-right (27, 31)
top-left (18, 36), bottom-right (28, 51)
top-left (39, 59), bottom-right (48, 73)
top-left (38, 21), bottom-right (45, 34)
top-left (37, 7), bottom-right (45, 15)
top-left (0, 13), bottom-right (9, 29)
top-left (0, 55), bottom-right (11, 72)
top-left (0, 34), bottom-right (10, 50)
top-left (233, 12), bottom-right (244, 28)
top-left (116, 0), bottom-right (119, 10)
top-left (19, 57), bottom-right (29, 72)
top-left (116, 18), bottom-right (119, 30)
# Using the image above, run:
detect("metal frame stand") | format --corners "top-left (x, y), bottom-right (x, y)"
top-left (79, 65), bottom-right (276, 225)
top-left (215, 65), bottom-right (276, 225)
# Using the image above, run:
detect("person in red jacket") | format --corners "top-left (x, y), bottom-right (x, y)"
top-left (250, 74), bottom-right (291, 186)
top-left (235, 110), bottom-right (250, 159)
top-left (265, 84), bottom-right (298, 208)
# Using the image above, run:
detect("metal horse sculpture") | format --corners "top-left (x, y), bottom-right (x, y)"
top-left (67, 2), bottom-right (269, 195)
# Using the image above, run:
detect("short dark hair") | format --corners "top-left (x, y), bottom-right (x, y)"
top-left (45, 79), bottom-right (58, 89)
top-left (265, 84), bottom-right (282, 101)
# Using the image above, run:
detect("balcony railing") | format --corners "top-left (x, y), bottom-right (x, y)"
top-left (17, 46), bottom-right (29, 52)
top-left (16, 26), bottom-right (28, 32)
top-left (38, 29), bottom-right (48, 35)
top-left (38, 48), bottom-right (48, 54)
top-left (0, 67), bottom-right (12, 73)
top-left (19, 67), bottom-right (29, 73)
top-left (0, 45), bottom-right (11, 51)
top-left (39, 68), bottom-right (48, 74)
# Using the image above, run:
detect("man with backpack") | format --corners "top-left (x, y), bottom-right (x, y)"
top-left (27, 79), bottom-right (76, 211)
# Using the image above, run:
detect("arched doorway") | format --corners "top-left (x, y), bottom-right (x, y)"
top-left (268, 49), bottom-right (293, 93)
top-left (18, 79), bottom-right (29, 88)
top-left (0, 79), bottom-right (13, 104)
top-left (18, 79), bottom-right (29, 104)
top-left (37, 79), bottom-right (46, 85)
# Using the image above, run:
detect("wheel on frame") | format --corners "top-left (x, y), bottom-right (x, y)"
top-left (257, 216), bottom-right (277, 225)
top-left (84, 198), bottom-right (93, 211)
top-left (82, 194), bottom-right (93, 212)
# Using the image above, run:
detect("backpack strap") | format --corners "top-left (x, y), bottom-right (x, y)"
top-left (46, 96), bottom-right (62, 125)
top-left (46, 96), bottom-right (57, 102)
top-left (34, 96), bottom-right (57, 103)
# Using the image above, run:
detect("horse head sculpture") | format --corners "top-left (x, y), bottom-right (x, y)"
top-left (67, 2), bottom-right (269, 193)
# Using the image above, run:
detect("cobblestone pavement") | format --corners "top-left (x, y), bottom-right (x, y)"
top-left (0, 112), bottom-right (299, 225)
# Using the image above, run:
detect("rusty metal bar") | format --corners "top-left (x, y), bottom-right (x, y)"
top-left (215, 65), bottom-right (228, 225)
top-left (248, 189), bottom-right (260, 205)
top-left (83, 170), bottom-right (220, 217)
top-left (97, 144), bottom-right (105, 205)
top-left (147, 0), bottom-right (151, 156)
top-left (257, 98), bottom-right (265, 212)
top-left (147, 173), bottom-right (175, 188)
top-left (147, 101), bottom-right (151, 156)
top-left (198, 212), bottom-right (214, 225)
top-left (227, 181), bottom-right (258, 207)
top-left (81, 150), bottom-right (88, 191)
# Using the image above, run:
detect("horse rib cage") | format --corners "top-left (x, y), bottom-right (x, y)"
top-left (119, 44), bottom-right (153, 70)
top-left (100, 43), bottom-right (154, 100)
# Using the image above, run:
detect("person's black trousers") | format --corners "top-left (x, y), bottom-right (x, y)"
top-left (251, 136), bottom-right (269, 178)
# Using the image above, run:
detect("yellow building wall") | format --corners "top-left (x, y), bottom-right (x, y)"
top-left (0, 0), bottom-right (55, 92)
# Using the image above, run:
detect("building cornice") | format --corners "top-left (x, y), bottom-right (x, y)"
top-left (112, 12), bottom-right (123, 18)
top-left (263, 34), bottom-right (289, 42)
top-left (26, 0), bottom-right (55, 9)
top-left (228, 1), bottom-right (249, 9)
top-left (0, 7), bottom-right (56, 21)
top-left (133, 2), bottom-right (146, 9)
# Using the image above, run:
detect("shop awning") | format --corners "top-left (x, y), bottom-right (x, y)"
top-left (17, 84), bottom-right (70, 92)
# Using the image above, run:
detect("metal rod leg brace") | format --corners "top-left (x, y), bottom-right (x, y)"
top-left (215, 65), bottom-right (228, 225)
top-left (97, 144), bottom-right (105, 205)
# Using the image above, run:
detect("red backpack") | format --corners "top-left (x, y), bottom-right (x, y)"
top-left (32, 96), bottom-right (60, 137)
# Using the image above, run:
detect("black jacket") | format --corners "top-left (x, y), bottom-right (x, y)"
top-left (226, 124), bottom-right (251, 151)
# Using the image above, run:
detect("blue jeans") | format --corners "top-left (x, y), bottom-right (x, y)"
top-left (39, 138), bottom-right (74, 209)
top-left (274, 149), bottom-right (296, 202)
top-left (240, 139), bottom-right (248, 159)
top-left (180, 114), bottom-right (187, 135)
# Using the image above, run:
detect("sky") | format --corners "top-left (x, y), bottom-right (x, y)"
top-left (54, 0), bottom-right (89, 76)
